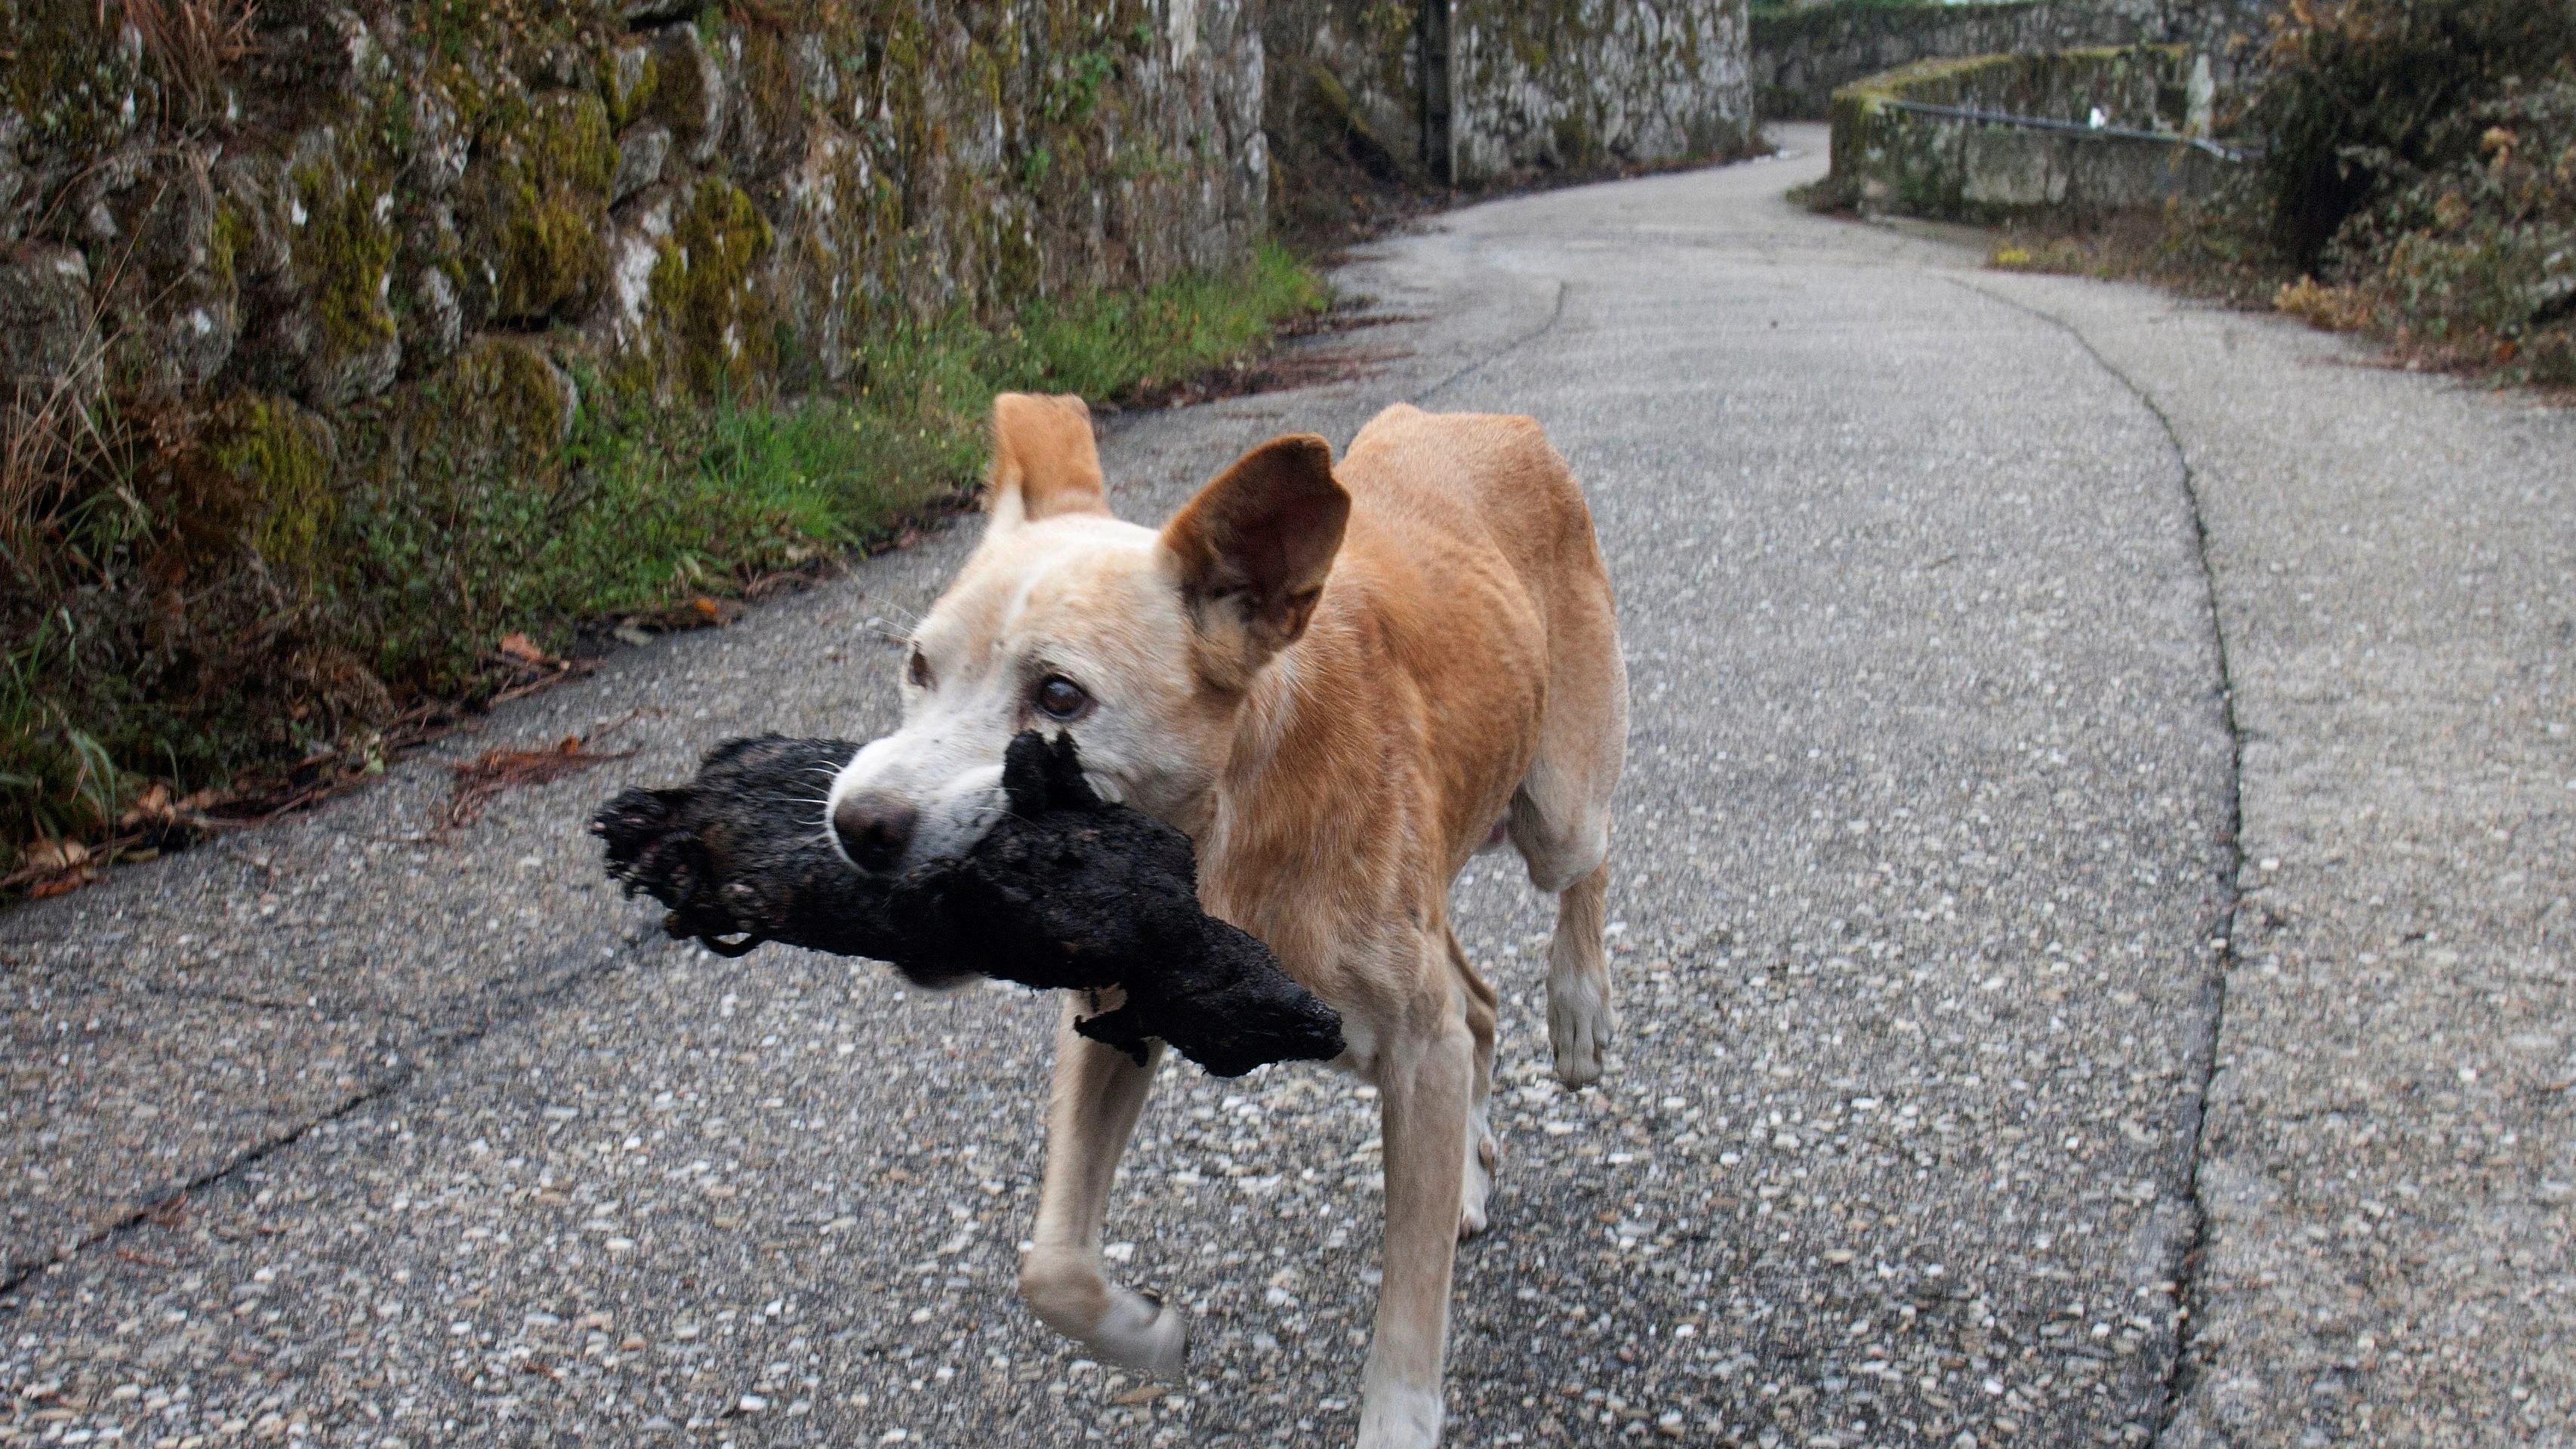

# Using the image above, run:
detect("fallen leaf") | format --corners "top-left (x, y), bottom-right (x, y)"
top-left (23, 837), bottom-right (88, 872)
top-left (118, 783), bottom-right (174, 829)
top-left (1112, 1383), bottom-right (1168, 1407)
top-left (498, 632), bottom-right (549, 664)
top-left (437, 722), bottom-right (639, 835)
top-left (663, 596), bottom-right (744, 629)
top-left (29, 874), bottom-right (88, 899)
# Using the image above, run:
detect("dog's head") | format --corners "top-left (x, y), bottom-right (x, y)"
top-left (824, 391), bottom-right (1349, 878)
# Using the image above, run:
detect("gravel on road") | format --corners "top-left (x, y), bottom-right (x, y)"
top-left (5, 126), bottom-right (2565, 1449)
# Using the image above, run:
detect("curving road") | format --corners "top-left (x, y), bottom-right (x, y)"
top-left (7, 126), bottom-right (2571, 1448)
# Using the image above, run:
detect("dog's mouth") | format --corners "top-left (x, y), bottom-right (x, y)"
top-left (827, 757), bottom-right (1014, 877)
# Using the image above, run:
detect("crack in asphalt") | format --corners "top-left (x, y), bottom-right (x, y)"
top-left (1951, 277), bottom-right (2248, 1447)
top-left (0, 1079), bottom-right (409, 1298)
top-left (0, 944), bottom-right (639, 1299)
top-left (1407, 275), bottom-right (1571, 407)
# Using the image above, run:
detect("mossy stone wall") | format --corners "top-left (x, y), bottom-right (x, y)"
top-left (0, 0), bottom-right (1267, 558)
top-left (1265, 0), bottom-right (1757, 191)
top-left (1453, 0), bottom-right (1758, 180)
top-left (0, 0), bottom-right (1264, 711)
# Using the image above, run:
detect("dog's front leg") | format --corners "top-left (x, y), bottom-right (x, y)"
top-left (1018, 997), bottom-right (1188, 1380)
top-left (1360, 1004), bottom-right (1475, 1447)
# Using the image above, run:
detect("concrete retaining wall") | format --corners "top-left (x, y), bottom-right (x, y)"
top-left (1755, 0), bottom-right (2275, 120)
top-left (1823, 45), bottom-right (2235, 221)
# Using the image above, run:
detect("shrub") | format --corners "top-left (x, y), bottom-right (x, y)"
top-left (2336, 71), bottom-right (2576, 378)
top-left (2254, 0), bottom-right (2576, 267)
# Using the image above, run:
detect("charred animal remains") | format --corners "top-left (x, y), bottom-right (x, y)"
top-left (593, 731), bottom-right (1345, 1078)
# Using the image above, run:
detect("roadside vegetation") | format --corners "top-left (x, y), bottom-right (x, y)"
top-left (0, 241), bottom-right (1327, 893)
top-left (1991, 0), bottom-right (2576, 390)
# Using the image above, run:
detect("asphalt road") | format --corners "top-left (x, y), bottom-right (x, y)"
top-left (5, 126), bottom-right (2570, 1449)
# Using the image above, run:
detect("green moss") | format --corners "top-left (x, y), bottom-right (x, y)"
top-left (738, 23), bottom-right (803, 162)
top-left (326, 336), bottom-right (581, 689)
top-left (473, 91), bottom-right (617, 324)
top-left (649, 177), bottom-right (778, 397)
top-left (2, 0), bottom-right (150, 151)
top-left (643, 29), bottom-right (712, 146)
top-left (426, 335), bottom-right (575, 476)
top-left (1041, 42), bottom-right (1117, 126)
top-left (598, 45), bottom-right (659, 130)
top-left (209, 199), bottom-right (252, 291)
top-left (1356, 1), bottom-right (1416, 94)
top-left (428, 0), bottom-right (489, 63)
top-left (292, 148), bottom-right (401, 375)
top-left (1552, 111), bottom-right (1599, 170)
top-left (207, 394), bottom-right (338, 575)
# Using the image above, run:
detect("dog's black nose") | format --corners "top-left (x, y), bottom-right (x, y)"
top-left (833, 792), bottom-right (918, 872)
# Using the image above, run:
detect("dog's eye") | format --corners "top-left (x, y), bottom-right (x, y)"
top-left (1034, 675), bottom-right (1089, 721)
top-left (907, 647), bottom-right (932, 689)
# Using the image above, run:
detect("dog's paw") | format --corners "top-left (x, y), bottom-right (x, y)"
top-left (1092, 1285), bottom-right (1191, 1383)
top-left (1355, 1383), bottom-right (1444, 1449)
top-left (1547, 979), bottom-right (1615, 1087)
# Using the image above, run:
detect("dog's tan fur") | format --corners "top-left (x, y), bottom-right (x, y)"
top-left (828, 393), bottom-right (1626, 1447)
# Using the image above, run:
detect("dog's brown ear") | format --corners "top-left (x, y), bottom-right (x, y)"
top-left (1159, 434), bottom-right (1349, 676)
top-left (987, 393), bottom-right (1107, 526)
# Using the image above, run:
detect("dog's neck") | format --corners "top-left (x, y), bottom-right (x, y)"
top-left (1182, 596), bottom-right (1425, 972)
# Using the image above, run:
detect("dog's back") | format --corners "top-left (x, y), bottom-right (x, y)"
top-left (1324, 402), bottom-right (1623, 880)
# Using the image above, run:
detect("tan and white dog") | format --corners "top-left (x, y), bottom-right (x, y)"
top-left (825, 393), bottom-right (1628, 1447)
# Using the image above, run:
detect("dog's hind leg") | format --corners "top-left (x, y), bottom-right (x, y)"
top-left (1507, 630), bottom-right (1625, 1087)
top-left (1538, 861), bottom-right (1613, 1086)
top-left (1019, 998), bottom-right (1188, 1380)
top-left (1445, 926), bottom-right (1500, 1238)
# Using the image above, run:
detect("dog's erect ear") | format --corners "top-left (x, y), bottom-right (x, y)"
top-left (1158, 434), bottom-right (1349, 678)
top-left (986, 393), bottom-right (1107, 526)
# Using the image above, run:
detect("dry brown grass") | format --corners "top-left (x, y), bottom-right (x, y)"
top-left (99, 0), bottom-right (258, 119)
top-left (2272, 274), bottom-right (2383, 331)
top-left (0, 353), bottom-right (111, 582)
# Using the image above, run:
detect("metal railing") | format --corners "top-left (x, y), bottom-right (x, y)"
top-left (1877, 98), bottom-right (2252, 162)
